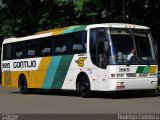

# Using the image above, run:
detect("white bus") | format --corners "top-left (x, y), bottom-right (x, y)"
top-left (1, 23), bottom-right (158, 97)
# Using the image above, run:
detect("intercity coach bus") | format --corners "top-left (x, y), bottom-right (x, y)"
top-left (1, 23), bottom-right (158, 97)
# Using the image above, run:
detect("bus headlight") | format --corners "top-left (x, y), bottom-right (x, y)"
top-left (117, 73), bottom-right (124, 77)
top-left (111, 74), bottom-right (115, 78)
top-left (111, 73), bottom-right (124, 78)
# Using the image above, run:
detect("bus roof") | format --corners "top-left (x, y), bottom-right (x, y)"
top-left (35, 25), bottom-right (87, 35)
top-left (35, 23), bottom-right (149, 35)
top-left (86, 23), bottom-right (149, 29)
top-left (3, 23), bottom-right (149, 44)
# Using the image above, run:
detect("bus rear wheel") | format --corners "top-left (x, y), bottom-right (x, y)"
top-left (78, 75), bottom-right (92, 98)
top-left (19, 76), bottom-right (29, 94)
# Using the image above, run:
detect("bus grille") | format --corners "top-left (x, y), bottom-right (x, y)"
top-left (126, 73), bottom-right (136, 77)
top-left (4, 71), bottom-right (11, 85)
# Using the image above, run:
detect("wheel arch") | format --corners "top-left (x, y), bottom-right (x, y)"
top-left (76, 72), bottom-right (90, 90)
top-left (18, 73), bottom-right (26, 87)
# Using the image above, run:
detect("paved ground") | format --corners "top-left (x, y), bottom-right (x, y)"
top-left (0, 85), bottom-right (160, 114)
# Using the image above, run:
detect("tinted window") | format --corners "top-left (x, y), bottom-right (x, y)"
top-left (133, 31), bottom-right (156, 65)
top-left (110, 29), bottom-right (134, 64)
top-left (53, 31), bottom-right (87, 55)
top-left (38, 37), bottom-right (52, 56)
top-left (25, 40), bottom-right (36, 57)
top-left (53, 35), bottom-right (69, 55)
top-left (3, 44), bottom-right (12, 60)
top-left (90, 29), bottom-right (97, 66)
top-left (14, 42), bottom-right (24, 59)
top-left (3, 31), bottom-right (87, 60)
top-left (90, 28), bottom-right (109, 69)
top-left (71, 31), bottom-right (87, 54)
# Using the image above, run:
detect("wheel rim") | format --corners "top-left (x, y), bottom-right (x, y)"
top-left (80, 81), bottom-right (89, 93)
top-left (20, 81), bottom-right (27, 91)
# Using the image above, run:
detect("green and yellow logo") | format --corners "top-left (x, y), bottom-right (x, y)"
top-left (75, 57), bottom-right (87, 67)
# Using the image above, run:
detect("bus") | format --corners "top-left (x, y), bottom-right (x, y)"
top-left (1, 23), bottom-right (158, 97)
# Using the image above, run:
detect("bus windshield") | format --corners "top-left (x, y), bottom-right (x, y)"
top-left (109, 28), bottom-right (157, 65)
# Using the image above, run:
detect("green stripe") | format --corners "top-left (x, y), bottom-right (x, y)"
top-left (63, 26), bottom-right (80, 33)
top-left (72, 25), bottom-right (87, 32)
top-left (143, 66), bottom-right (150, 73)
top-left (136, 66), bottom-right (153, 73)
top-left (64, 25), bottom-right (87, 34)
top-left (136, 66), bottom-right (145, 73)
top-left (51, 55), bottom-right (73, 89)
top-left (42, 56), bottom-right (62, 89)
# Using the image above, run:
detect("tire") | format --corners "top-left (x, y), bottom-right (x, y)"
top-left (78, 75), bottom-right (92, 98)
top-left (19, 76), bottom-right (29, 94)
top-left (152, 89), bottom-right (159, 97)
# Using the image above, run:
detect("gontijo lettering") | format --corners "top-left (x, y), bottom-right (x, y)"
top-left (13, 60), bottom-right (36, 68)
top-left (2, 60), bottom-right (36, 69)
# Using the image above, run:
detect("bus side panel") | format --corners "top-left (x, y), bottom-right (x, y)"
top-left (50, 55), bottom-right (74, 89)
top-left (27, 57), bottom-right (52, 88)
top-left (62, 54), bottom-right (98, 91)
top-left (40, 55), bottom-right (74, 89)
top-left (2, 71), bottom-right (28, 88)
top-left (1, 57), bottom-right (52, 89)
top-left (1, 72), bottom-right (10, 87)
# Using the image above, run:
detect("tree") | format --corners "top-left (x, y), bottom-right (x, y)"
top-left (0, 0), bottom-right (160, 41)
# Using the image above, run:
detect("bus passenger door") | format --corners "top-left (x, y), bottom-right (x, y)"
top-left (90, 28), bottom-right (109, 91)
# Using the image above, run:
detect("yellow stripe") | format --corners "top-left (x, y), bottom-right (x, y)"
top-left (35, 26), bottom-right (76, 35)
top-left (52, 30), bottom-right (64, 36)
top-left (36, 57), bottom-right (52, 88)
top-left (2, 57), bottom-right (52, 89)
top-left (28, 57), bottom-right (52, 88)
top-left (149, 66), bottom-right (157, 73)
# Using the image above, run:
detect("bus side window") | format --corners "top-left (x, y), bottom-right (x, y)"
top-left (54, 36), bottom-right (63, 55)
top-left (3, 44), bottom-right (12, 60)
top-left (71, 31), bottom-right (86, 54)
top-left (82, 31), bottom-right (87, 52)
top-left (25, 41), bottom-right (36, 58)
top-left (90, 29), bottom-right (97, 66)
top-left (14, 42), bottom-right (23, 59)
top-left (73, 44), bottom-right (83, 53)
top-left (90, 28), bottom-right (109, 69)
top-left (97, 28), bottom-right (108, 69)
top-left (38, 37), bottom-right (52, 56)
top-left (42, 48), bottom-right (50, 55)
top-left (61, 35), bottom-right (70, 54)
top-left (62, 45), bottom-right (67, 53)
top-left (16, 51), bottom-right (22, 58)
top-left (27, 50), bottom-right (35, 56)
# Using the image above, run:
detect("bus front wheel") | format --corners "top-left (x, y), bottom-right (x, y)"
top-left (78, 75), bottom-right (92, 98)
top-left (19, 76), bottom-right (29, 94)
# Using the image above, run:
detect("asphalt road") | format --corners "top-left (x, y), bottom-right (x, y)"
top-left (0, 85), bottom-right (160, 114)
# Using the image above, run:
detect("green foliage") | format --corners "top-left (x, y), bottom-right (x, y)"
top-left (0, 0), bottom-right (160, 39)
top-left (0, 20), bottom-right (15, 38)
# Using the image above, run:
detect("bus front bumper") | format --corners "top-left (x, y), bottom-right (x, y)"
top-left (108, 77), bottom-right (158, 91)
